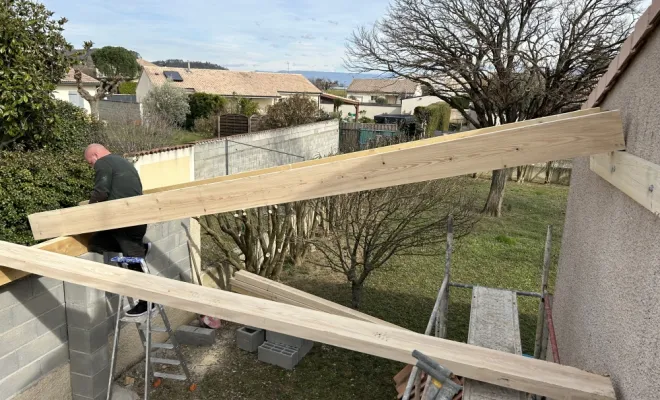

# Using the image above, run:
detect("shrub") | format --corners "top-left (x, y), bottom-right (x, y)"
top-left (92, 115), bottom-right (178, 155)
top-left (0, 149), bottom-right (94, 245)
top-left (261, 94), bottom-right (319, 130)
top-left (118, 81), bottom-right (138, 94)
top-left (47, 100), bottom-right (100, 151)
top-left (226, 96), bottom-right (260, 117)
top-left (375, 96), bottom-right (387, 105)
top-left (193, 117), bottom-right (217, 135)
top-left (416, 102), bottom-right (452, 135)
top-left (142, 82), bottom-right (190, 126)
top-left (186, 93), bottom-right (226, 129)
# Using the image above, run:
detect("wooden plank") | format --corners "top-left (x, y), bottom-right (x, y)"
top-left (590, 151), bottom-right (660, 217)
top-left (230, 279), bottom-right (317, 310)
top-left (0, 234), bottom-right (90, 286)
top-left (463, 287), bottom-right (526, 400)
top-left (233, 271), bottom-right (405, 329)
top-left (0, 241), bottom-right (615, 399)
top-left (28, 110), bottom-right (623, 240)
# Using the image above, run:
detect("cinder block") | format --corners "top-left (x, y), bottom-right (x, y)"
top-left (32, 275), bottom-right (64, 297)
top-left (71, 366), bottom-right (109, 398)
top-left (258, 341), bottom-right (299, 370)
top-left (266, 330), bottom-right (312, 350)
top-left (175, 325), bottom-right (216, 346)
top-left (153, 235), bottom-right (177, 255)
top-left (0, 277), bottom-right (32, 311)
top-left (0, 353), bottom-right (42, 398)
top-left (18, 324), bottom-right (67, 368)
top-left (39, 342), bottom-right (69, 375)
top-left (168, 243), bottom-right (189, 265)
top-left (0, 350), bottom-right (19, 381)
top-left (68, 319), bottom-right (109, 353)
top-left (36, 305), bottom-right (67, 336)
top-left (64, 282), bottom-right (105, 307)
top-left (66, 297), bottom-right (108, 329)
top-left (236, 326), bottom-right (264, 352)
top-left (11, 284), bottom-right (65, 329)
top-left (70, 345), bottom-right (109, 375)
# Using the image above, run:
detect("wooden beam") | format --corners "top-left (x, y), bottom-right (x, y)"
top-left (0, 234), bottom-right (90, 286)
top-left (0, 240), bottom-right (615, 399)
top-left (590, 151), bottom-right (660, 217)
top-left (28, 110), bottom-right (624, 240)
top-left (231, 271), bottom-right (406, 330)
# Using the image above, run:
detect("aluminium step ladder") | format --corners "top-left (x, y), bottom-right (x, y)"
top-left (106, 253), bottom-right (196, 400)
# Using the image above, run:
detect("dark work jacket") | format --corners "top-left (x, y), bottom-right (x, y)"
top-left (89, 154), bottom-right (143, 204)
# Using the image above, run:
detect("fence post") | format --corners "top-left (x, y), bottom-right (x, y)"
top-left (225, 139), bottom-right (229, 176)
top-left (217, 115), bottom-right (221, 137)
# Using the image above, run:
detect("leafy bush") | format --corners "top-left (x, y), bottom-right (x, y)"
top-left (186, 93), bottom-right (226, 129)
top-left (193, 117), bottom-right (217, 135)
top-left (261, 94), bottom-right (319, 130)
top-left (0, 149), bottom-right (94, 245)
top-left (142, 83), bottom-right (190, 126)
top-left (47, 100), bottom-right (100, 150)
top-left (375, 96), bottom-right (387, 105)
top-left (226, 96), bottom-right (260, 117)
top-left (1, 0), bottom-right (74, 150)
top-left (451, 95), bottom-right (470, 110)
top-left (118, 81), bottom-right (138, 94)
top-left (415, 102), bottom-right (452, 135)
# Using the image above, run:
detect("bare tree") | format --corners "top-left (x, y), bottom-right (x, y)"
top-left (346, 0), bottom-right (640, 216)
top-left (310, 180), bottom-right (478, 308)
top-left (92, 114), bottom-right (178, 155)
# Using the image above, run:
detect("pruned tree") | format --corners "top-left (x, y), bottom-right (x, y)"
top-left (72, 44), bottom-right (140, 118)
top-left (310, 180), bottom-right (478, 308)
top-left (346, 0), bottom-right (640, 216)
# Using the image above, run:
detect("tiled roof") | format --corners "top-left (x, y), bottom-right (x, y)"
top-left (583, 1), bottom-right (660, 109)
top-left (347, 78), bottom-right (418, 94)
top-left (142, 66), bottom-right (321, 97)
top-left (60, 69), bottom-right (99, 85)
top-left (124, 144), bottom-right (194, 157)
top-left (136, 59), bottom-right (158, 67)
top-left (320, 92), bottom-right (359, 105)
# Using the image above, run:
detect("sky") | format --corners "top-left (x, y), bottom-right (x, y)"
top-left (40, 0), bottom-right (390, 72)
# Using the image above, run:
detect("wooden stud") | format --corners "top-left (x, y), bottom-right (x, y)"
top-left (590, 151), bottom-right (660, 217)
top-left (28, 110), bottom-right (624, 240)
top-left (0, 240), bottom-right (616, 399)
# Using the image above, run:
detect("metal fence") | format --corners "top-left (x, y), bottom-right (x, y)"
top-left (339, 122), bottom-right (399, 152)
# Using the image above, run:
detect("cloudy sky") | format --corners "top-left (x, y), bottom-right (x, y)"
top-left (41, 0), bottom-right (651, 73)
top-left (40, 0), bottom-right (390, 72)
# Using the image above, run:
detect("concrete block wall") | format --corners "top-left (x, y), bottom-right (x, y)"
top-left (98, 100), bottom-right (141, 123)
top-left (0, 275), bottom-right (68, 399)
top-left (194, 120), bottom-right (339, 180)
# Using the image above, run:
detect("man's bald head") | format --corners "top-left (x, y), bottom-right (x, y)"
top-left (84, 144), bottom-right (111, 166)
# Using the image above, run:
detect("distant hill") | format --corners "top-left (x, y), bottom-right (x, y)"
top-left (276, 70), bottom-right (392, 87)
top-left (154, 59), bottom-right (227, 70)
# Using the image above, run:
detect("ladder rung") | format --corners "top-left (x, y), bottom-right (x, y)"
top-left (151, 357), bottom-right (181, 366)
top-left (146, 342), bottom-right (174, 349)
top-left (138, 326), bottom-right (168, 333)
top-left (153, 372), bottom-right (186, 381)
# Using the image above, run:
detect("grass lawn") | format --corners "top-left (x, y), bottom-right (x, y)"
top-left (136, 178), bottom-right (569, 400)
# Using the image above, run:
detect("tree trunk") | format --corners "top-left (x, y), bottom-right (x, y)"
top-left (351, 281), bottom-right (363, 309)
top-left (89, 99), bottom-right (99, 120)
top-left (483, 169), bottom-right (508, 217)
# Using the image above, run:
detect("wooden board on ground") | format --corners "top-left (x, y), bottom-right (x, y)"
top-left (28, 110), bottom-right (625, 240)
top-left (0, 234), bottom-right (90, 286)
top-left (0, 240), bottom-right (616, 399)
top-left (463, 287), bottom-right (526, 400)
top-left (590, 151), bottom-right (660, 217)
top-left (231, 271), bottom-right (406, 329)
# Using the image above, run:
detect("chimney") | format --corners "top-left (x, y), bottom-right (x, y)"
top-left (186, 61), bottom-right (191, 73)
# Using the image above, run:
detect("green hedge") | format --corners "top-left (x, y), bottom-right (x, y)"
top-left (0, 99), bottom-right (97, 245)
top-left (0, 150), bottom-right (94, 245)
top-left (186, 92), bottom-right (226, 129)
top-left (119, 81), bottom-right (138, 94)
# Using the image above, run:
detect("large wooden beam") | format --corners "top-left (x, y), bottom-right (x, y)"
top-left (591, 151), bottom-right (660, 217)
top-left (28, 110), bottom-right (624, 240)
top-left (0, 234), bottom-right (90, 286)
top-left (231, 271), bottom-right (406, 330)
top-left (0, 240), bottom-right (615, 399)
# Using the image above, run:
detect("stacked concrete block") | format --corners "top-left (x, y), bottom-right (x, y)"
top-left (144, 219), bottom-right (192, 282)
top-left (65, 252), bottom-right (112, 400)
top-left (236, 326), bottom-right (265, 352)
top-left (0, 274), bottom-right (69, 399)
top-left (175, 325), bottom-right (216, 346)
top-left (266, 331), bottom-right (313, 359)
top-left (258, 342), bottom-right (300, 370)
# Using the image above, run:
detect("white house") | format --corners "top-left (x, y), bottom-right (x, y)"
top-left (54, 69), bottom-right (99, 114)
top-left (136, 66), bottom-right (321, 113)
top-left (346, 78), bottom-right (422, 104)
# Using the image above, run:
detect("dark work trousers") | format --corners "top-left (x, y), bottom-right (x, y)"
top-left (88, 225), bottom-right (148, 273)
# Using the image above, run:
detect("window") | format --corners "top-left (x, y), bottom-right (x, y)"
top-left (68, 91), bottom-right (85, 108)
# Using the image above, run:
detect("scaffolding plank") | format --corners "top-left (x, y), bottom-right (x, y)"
top-left (28, 110), bottom-right (623, 240)
top-left (463, 286), bottom-right (526, 400)
top-left (0, 240), bottom-right (616, 399)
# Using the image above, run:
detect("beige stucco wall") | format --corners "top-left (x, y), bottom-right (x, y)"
top-left (132, 147), bottom-right (194, 191)
top-left (552, 26), bottom-right (660, 399)
top-left (53, 84), bottom-right (98, 114)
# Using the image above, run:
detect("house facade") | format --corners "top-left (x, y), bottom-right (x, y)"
top-left (54, 69), bottom-right (99, 114)
top-left (346, 78), bottom-right (422, 104)
top-left (136, 67), bottom-right (321, 113)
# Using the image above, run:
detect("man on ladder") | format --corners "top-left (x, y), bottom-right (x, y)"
top-left (84, 143), bottom-right (155, 318)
